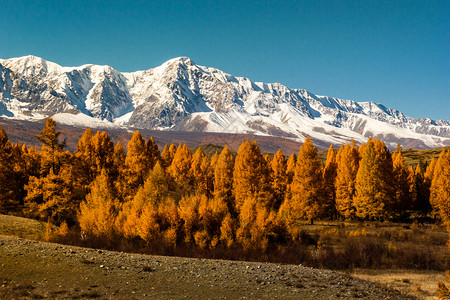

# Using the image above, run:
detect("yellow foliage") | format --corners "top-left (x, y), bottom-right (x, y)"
top-left (179, 194), bottom-right (200, 243)
top-left (163, 227), bottom-right (178, 248)
top-left (136, 205), bottom-right (160, 243)
top-left (78, 170), bottom-right (118, 238)
top-left (236, 197), bottom-right (285, 251)
top-left (190, 148), bottom-right (212, 195)
top-left (431, 150), bottom-right (450, 226)
top-left (121, 131), bottom-right (149, 199)
top-left (35, 118), bottom-right (66, 176)
top-left (286, 153), bottom-right (296, 184)
top-left (322, 145), bottom-right (337, 218)
top-left (161, 143), bottom-right (176, 169)
top-left (220, 214), bottom-right (235, 247)
top-left (392, 145), bottom-right (412, 216)
top-left (284, 137), bottom-right (324, 225)
top-left (194, 229), bottom-right (210, 249)
top-left (271, 149), bottom-right (288, 210)
top-left (158, 198), bottom-right (181, 232)
top-left (438, 270), bottom-right (450, 299)
top-left (25, 167), bottom-right (76, 224)
top-left (335, 143), bottom-right (359, 220)
top-left (169, 144), bottom-right (193, 189)
top-left (210, 235), bottom-right (220, 248)
top-left (146, 136), bottom-right (161, 170)
top-left (354, 139), bottom-right (394, 220)
top-left (233, 140), bottom-right (272, 212)
top-left (118, 201), bottom-right (138, 238)
top-left (158, 198), bottom-right (181, 247)
top-left (44, 218), bottom-right (54, 242)
top-left (214, 146), bottom-right (235, 212)
top-left (321, 228), bottom-right (339, 236)
top-left (347, 228), bottom-right (367, 237)
top-left (58, 221), bottom-right (69, 237)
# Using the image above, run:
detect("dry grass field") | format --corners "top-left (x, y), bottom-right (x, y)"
top-left (290, 220), bottom-right (449, 299)
top-left (0, 214), bottom-right (417, 299)
top-left (0, 214), bottom-right (448, 298)
top-left (351, 269), bottom-right (445, 300)
top-left (0, 214), bottom-right (47, 240)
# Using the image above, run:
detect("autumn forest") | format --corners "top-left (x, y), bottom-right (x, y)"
top-left (0, 118), bottom-right (449, 267)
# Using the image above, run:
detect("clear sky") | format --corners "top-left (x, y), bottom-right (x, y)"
top-left (1, 0), bottom-right (449, 120)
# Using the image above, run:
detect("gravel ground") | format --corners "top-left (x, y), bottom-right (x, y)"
top-left (0, 234), bottom-right (414, 299)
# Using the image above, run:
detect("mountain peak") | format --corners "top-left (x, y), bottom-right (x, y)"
top-left (164, 57), bottom-right (195, 66)
top-left (2, 55), bottom-right (63, 75)
top-left (0, 55), bottom-right (449, 149)
top-left (9, 55), bottom-right (47, 65)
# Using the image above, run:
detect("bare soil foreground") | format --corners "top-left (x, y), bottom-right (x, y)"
top-left (0, 235), bottom-right (415, 300)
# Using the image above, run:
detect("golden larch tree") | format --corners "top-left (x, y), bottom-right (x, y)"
top-left (214, 146), bottom-right (235, 214)
top-left (25, 119), bottom-right (75, 224)
top-left (271, 149), bottom-right (288, 211)
top-left (160, 144), bottom-right (171, 169)
top-left (190, 148), bottom-right (212, 196)
top-left (412, 164), bottom-right (430, 215)
top-left (0, 126), bottom-right (17, 212)
top-left (35, 117), bottom-right (66, 175)
top-left (233, 140), bottom-right (272, 212)
top-left (334, 143), bottom-right (360, 219)
top-left (121, 162), bottom-right (170, 242)
top-left (281, 137), bottom-right (324, 226)
top-left (121, 131), bottom-right (149, 199)
top-left (264, 153), bottom-right (272, 173)
top-left (284, 152), bottom-right (297, 203)
top-left (10, 144), bottom-right (41, 211)
top-left (210, 151), bottom-right (219, 171)
top-left (392, 145), bottom-right (412, 218)
top-left (433, 150), bottom-right (450, 299)
top-left (25, 167), bottom-right (75, 225)
top-left (92, 131), bottom-right (115, 175)
top-left (354, 139), bottom-right (394, 220)
top-left (111, 141), bottom-right (126, 183)
top-left (424, 158), bottom-right (436, 211)
top-left (286, 153), bottom-right (296, 184)
top-left (78, 170), bottom-right (119, 239)
top-left (322, 145), bottom-right (337, 218)
top-left (169, 144), bottom-right (193, 190)
top-left (146, 136), bottom-right (161, 170)
top-left (113, 141), bottom-right (126, 168)
top-left (161, 143), bottom-right (177, 169)
top-left (431, 150), bottom-right (450, 224)
top-left (74, 128), bottom-right (96, 185)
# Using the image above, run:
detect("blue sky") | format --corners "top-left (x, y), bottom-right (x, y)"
top-left (1, 0), bottom-right (449, 120)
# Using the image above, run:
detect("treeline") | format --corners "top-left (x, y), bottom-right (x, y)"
top-left (0, 117), bottom-right (449, 254)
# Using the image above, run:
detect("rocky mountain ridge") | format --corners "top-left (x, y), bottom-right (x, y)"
top-left (0, 55), bottom-right (449, 149)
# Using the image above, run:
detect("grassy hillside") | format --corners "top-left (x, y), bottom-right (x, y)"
top-left (316, 146), bottom-right (450, 167)
top-left (0, 214), bottom-right (46, 240)
top-left (402, 146), bottom-right (450, 167)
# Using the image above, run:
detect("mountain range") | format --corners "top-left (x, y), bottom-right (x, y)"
top-left (0, 55), bottom-right (449, 149)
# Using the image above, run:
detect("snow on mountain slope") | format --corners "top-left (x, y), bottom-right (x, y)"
top-left (0, 55), bottom-right (449, 149)
top-left (51, 112), bottom-right (128, 130)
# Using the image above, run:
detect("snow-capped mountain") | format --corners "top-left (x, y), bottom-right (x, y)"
top-left (0, 55), bottom-right (449, 149)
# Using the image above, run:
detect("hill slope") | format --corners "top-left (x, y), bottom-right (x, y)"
top-left (0, 233), bottom-right (409, 299)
